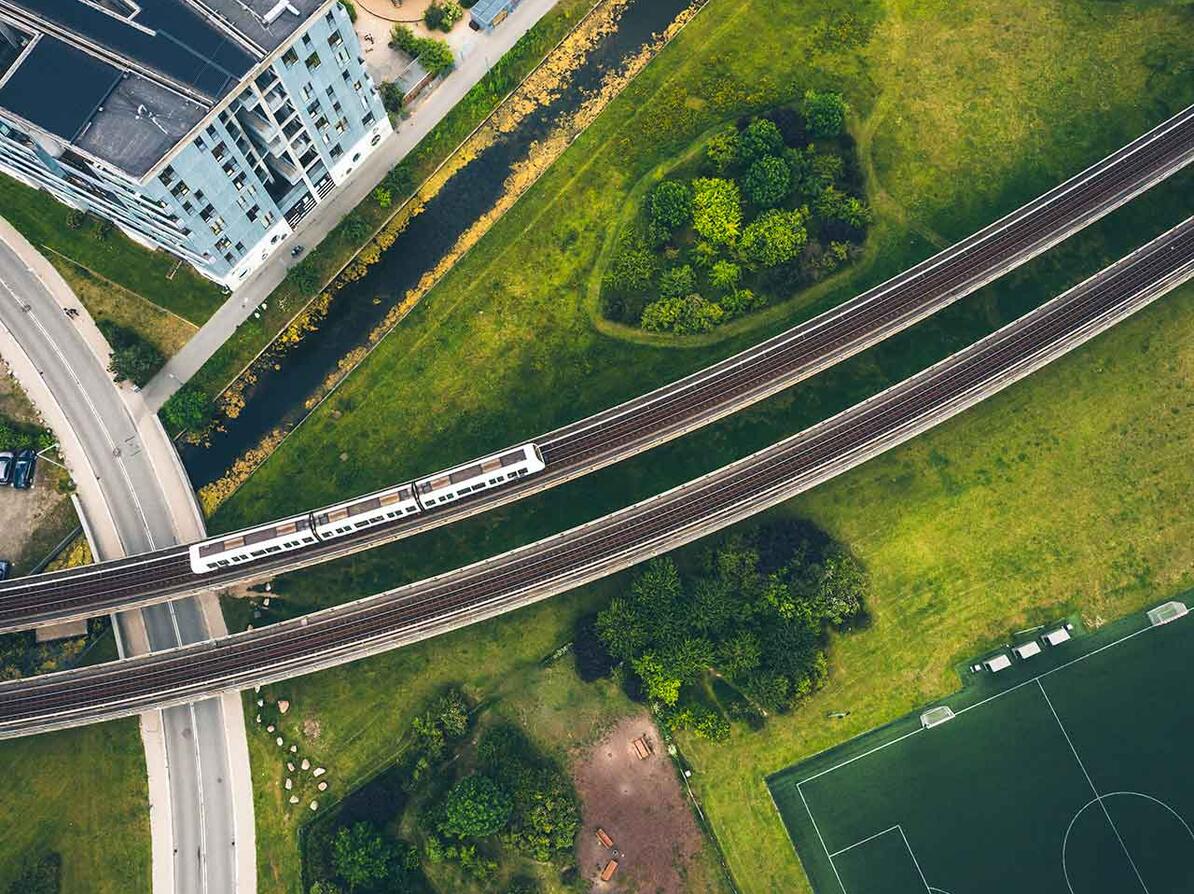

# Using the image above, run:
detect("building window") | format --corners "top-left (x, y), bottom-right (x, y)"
top-left (235, 241), bottom-right (245, 253)
top-left (328, 30), bottom-right (343, 48)
top-left (215, 237), bottom-right (232, 252)
top-left (325, 10), bottom-right (335, 26)
top-left (330, 143), bottom-right (343, 159)
top-left (334, 46), bottom-right (349, 66)
top-left (305, 51), bottom-right (321, 70)
top-left (194, 135), bottom-right (206, 151)
top-left (158, 166), bottom-right (175, 187)
top-left (326, 85), bottom-right (336, 99)
top-left (362, 111), bottom-right (375, 127)
top-left (263, 210), bottom-right (276, 226)
top-left (171, 180), bottom-right (190, 199)
top-left (282, 47), bottom-right (299, 66)
top-left (302, 83), bottom-right (314, 101)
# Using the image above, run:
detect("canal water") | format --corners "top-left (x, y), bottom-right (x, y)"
top-left (183, 0), bottom-right (693, 488)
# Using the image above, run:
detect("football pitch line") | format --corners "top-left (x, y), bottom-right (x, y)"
top-left (789, 607), bottom-right (1188, 893)
top-left (1037, 679), bottom-right (1151, 893)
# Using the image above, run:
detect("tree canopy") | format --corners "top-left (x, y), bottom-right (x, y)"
top-left (743, 155), bottom-right (792, 207)
top-left (690, 177), bottom-right (743, 245)
top-left (803, 89), bottom-right (848, 138)
top-left (439, 774), bottom-right (512, 839)
top-left (737, 208), bottom-right (808, 268)
top-left (650, 180), bottom-right (692, 230)
top-left (595, 521), bottom-right (867, 724)
top-left (332, 823), bottom-right (404, 892)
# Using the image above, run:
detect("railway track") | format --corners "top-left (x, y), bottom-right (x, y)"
top-left (1, 105), bottom-right (1192, 629)
top-left (1, 215), bottom-right (1190, 737)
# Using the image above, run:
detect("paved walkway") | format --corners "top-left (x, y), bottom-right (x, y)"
top-left (0, 219), bottom-right (256, 894)
top-left (142, 0), bottom-right (562, 410)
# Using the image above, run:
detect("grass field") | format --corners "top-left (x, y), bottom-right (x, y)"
top-left (212, 0), bottom-right (1194, 533)
top-left (0, 719), bottom-right (150, 892)
top-left (0, 174), bottom-right (224, 325)
top-left (770, 605), bottom-right (1194, 893)
top-left (209, 0), bottom-right (1194, 891)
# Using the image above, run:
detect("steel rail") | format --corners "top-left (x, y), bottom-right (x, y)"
top-left (0, 216), bottom-right (1190, 737)
top-left (1, 106), bottom-right (1192, 628)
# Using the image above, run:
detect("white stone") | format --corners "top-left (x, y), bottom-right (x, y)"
top-left (287, 762), bottom-right (295, 772)
top-left (289, 795), bottom-right (299, 804)
top-left (256, 698), bottom-right (264, 707)
top-left (289, 745), bottom-right (298, 753)
top-left (278, 700), bottom-right (290, 714)
top-left (255, 715), bottom-right (261, 724)
top-left (285, 778), bottom-right (293, 790)
top-left (313, 767), bottom-right (326, 777)
top-left (317, 781), bottom-right (328, 792)
top-left (254, 685), bottom-right (261, 693)
top-left (309, 801), bottom-right (319, 811)
top-left (301, 759), bottom-right (310, 771)
top-left (263, 597), bottom-right (271, 607)
top-left (266, 725), bottom-right (275, 733)
top-left (276, 737), bottom-right (284, 747)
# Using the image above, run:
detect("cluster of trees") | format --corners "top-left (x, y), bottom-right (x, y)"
top-left (389, 25), bottom-right (455, 77)
top-left (603, 91), bottom-right (870, 333)
top-left (578, 521), bottom-right (868, 736)
top-left (97, 319), bottom-right (164, 387)
top-left (308, 822), bottom-right (421, 894)
top-left (423, 1), bottom-right (463, 31)
top-left (423, 724), bottom-right (581, 881)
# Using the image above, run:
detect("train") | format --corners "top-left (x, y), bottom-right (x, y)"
top-left (188, 443), bottom-right (546, 574)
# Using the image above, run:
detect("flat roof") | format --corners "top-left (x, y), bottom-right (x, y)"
top-left (984, 654), bottom-right (1012, 672)
top-left (1043, 628), bottom-right (1071, 646)
top-left (0, 0), bottom-right (327, 177)
top-left (1012, 641), bottom-right (1041, 659)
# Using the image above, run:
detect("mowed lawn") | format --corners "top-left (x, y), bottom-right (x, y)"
top-left (208, 0), bottom-right (1194, 892)
top-left (0, 719), bottom-right (150, 891)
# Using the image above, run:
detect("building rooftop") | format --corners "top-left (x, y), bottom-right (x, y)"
top-left (0, 0), bottom-right (327, 178)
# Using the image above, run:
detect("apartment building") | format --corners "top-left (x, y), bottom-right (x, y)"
top-left (0, 0), bottom-right (391, 288)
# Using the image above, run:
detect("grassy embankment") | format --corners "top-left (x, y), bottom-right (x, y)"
top-left (212, 0), bottom-right (1194, 890)
top-left (0, 174), bottom-right (224, 330)
top-left (0, 719), bottom-right (149, 892)
top-left (186, 0), bottom-right (596, 401)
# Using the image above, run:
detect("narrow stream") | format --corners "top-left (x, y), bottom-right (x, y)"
top-left (183, 0), bottom-right (692, 488)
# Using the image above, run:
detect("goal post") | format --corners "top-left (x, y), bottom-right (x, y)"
top-left (920, 706), bottom-right (955, 729)
top-left (1147, 601), bottom-right (1188, 627)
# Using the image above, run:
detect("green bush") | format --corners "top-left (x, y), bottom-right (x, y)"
top-left (424, 1), bottom-right (463, 32)
top-left (159, 384), bottom-right (213, 433)
top-left (659, 264), bottom-right (696, 300)
top-left (803, 89), bottom-right (848, 138)
top-left (390, 25), bottom-right (455, 76)
top-left (743, 155), bottom-right (791, 207)
top-left (739, 118), bottom-right (785, 163)
top-left (649, 180), bottom-right (692, 231)
top-left (640, 293), bottom-right (724, 334)
top-left (97, 319), bottom-right (164, 387)
top-left (691, 177), bottom-right (742, 245)
top-left (379, 81), bottom-right (404, 115)
top-left (738, 208), bottom-right (808, 269)
top-left (705, 127), bottom-right (740, 173)
top-left (440, 775), bottom-right (512, 839)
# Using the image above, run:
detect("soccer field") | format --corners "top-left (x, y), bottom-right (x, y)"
top-left (768, 600), bottom-right (1194, 894)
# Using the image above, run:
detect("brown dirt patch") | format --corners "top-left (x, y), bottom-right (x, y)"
top-left (572, 713), bottom-right (705, 892)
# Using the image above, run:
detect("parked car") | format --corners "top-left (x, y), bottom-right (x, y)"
top-left (0, 451), bottom-right (12, 485)
top-left (0, 560), bottom-right (10, 580)
top-left (11, 449), bottom-right (36, 489)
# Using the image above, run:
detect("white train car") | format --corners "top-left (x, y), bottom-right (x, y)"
top-left (415, 444), bottom-right (545, 509)
top-left (313, 483), bottom-right (422, 540)
top-left (188, 514), bottom-right (319, 574)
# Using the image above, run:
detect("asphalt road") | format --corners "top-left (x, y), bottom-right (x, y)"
top-left (2, 102), bottom-right (1192, 627)
top-left (0, 238), bottom-right (237, 894)
top-left (1, 215), bottom-right (1190, 736)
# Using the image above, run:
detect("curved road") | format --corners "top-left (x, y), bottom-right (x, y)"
top-left (0, 215), bottom-right (1190, 737)
top-left (0, 226), bottom-right (249, 893)
top-left (2, 105), bottom-right (1192, 629)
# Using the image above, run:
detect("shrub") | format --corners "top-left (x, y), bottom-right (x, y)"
top-left (743, 155), bottom-right (791, 207)
top-left (649, 180), bottom-right (691, 231)
top-left (97, 320), bottom-right (163, 386)
top-left (424, 1), bottom-right (463, 32)
top-left (379, 81), bottom-right (404, 114)
top-left (160, 385), bottom-right (212, 432)
top-left (640, 293), bottom-right (724, 334)
top-left (739, 118), bottom-right (786, 163)
top-left (332, 823), bottom-right (401, 892)
top-left (65, 209), bottom-right (86, 230)
top-left (690, 177), bottom-right (742, 245)
top-left (705, 126), bottom-right (740, 173)
top-left (286, 257), bottom-right (322, 294)
top-left (659, 264), bottom-right (696, 300)
top-left (603, 237), bottom-right (656, 297)
top-left (373, 187), bottom-right (392, 209)
top-left (440, 775), bottom-right (512, 839)
top-left (339, 213), bottom-right (371, 243)
top-left (708, 259), bottom-right (741, 293)
top-left (738, 208), bottom-right (808, 269)
top-left (390, 25), bottom-right (455, 75)
top-left (803, 89), bottom-right (848, 138)
top-left (814, 185), bottom-right (872, 231)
